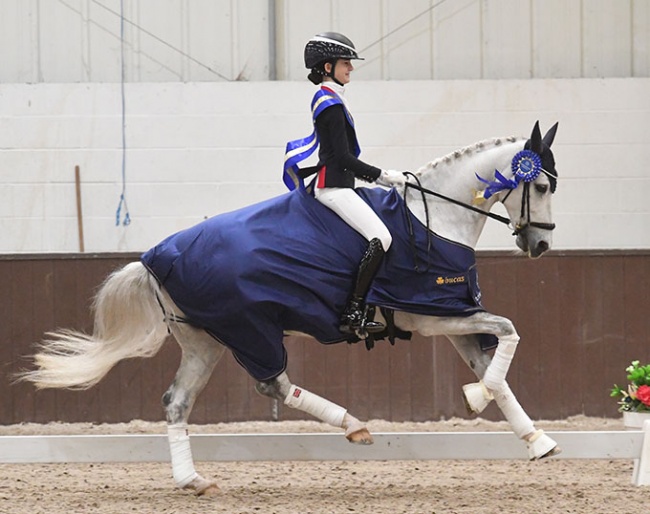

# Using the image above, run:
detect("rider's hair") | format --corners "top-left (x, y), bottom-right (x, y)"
top-left (307, 61), bottom-right (331, 85)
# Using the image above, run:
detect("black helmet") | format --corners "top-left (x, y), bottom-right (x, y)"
top-left (304, 32), bottom-right (363, 69)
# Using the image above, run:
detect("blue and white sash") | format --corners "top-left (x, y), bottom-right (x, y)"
top-left (283, 86), bottom-right (360, 190)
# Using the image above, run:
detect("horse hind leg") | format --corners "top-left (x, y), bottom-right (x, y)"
top-left (255, 372), bottom-right (373, 445)
top-left (448, 334), bottom-right (560, 460)
top-left (163, 319), bottom-right (226, 496)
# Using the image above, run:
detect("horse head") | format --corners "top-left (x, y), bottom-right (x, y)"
top-left (500, 121), bottom-right (559, 258)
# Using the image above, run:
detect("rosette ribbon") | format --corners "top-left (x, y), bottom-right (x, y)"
top-left (475, 149), bottom-right (543, 200)
top-left (475, 170), bottom-right (519, 200)
top-left (511, 149), bottom-right (542, 182)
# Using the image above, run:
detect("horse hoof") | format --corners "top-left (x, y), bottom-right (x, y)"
top-left (196, 483), bottom-right (220, 497)
top-left (184, 476), bottom-right (220, 496)
top-left (539, 445), bottom-right (562, 460)
top-left (527, 430), bottom-right (561, 461)
top-left (462, 381), bottom-right (493, 414)
top-left (346, 427), bottom-right (374, 445)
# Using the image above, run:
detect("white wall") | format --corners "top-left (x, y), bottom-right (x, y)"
top-left (1, 78), bottom-right (648, 253)
top-left (2, 0), bottom-right (649, 83)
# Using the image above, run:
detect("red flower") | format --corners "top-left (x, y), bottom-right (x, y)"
top-left (637, 385), bottom-right (650, 407)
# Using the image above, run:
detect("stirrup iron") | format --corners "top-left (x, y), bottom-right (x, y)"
top-left (340, 301), bottom-right (384, 336)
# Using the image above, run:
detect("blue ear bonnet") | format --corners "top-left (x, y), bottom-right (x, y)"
top-left (524, 139), bottom-right (558, 193)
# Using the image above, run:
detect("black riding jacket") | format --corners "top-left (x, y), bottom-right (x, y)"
top-left (315, 104), bottom-right (381, 188)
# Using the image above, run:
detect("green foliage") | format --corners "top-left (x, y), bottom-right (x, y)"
top-left (626, 361), bottom-right (650, 387)
top-left (611, 361), bottom-right (650, 413)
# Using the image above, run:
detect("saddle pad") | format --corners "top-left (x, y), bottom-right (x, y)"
top-left (141, 187), bottom-right (487, 380)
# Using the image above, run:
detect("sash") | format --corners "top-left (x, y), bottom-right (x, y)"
top-left (282, 86), bottom-right (360, 191)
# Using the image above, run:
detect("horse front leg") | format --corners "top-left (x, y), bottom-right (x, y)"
top-left (256, 371), bottom-right (373, 444)
top-left (164, 322), bottom-right (226, 495)
top-left (460, 318), bottom-right (520, 414)
top-left (399, 311), bottom-right (520, 413)
top-left (448, 334), bottom-right (560, 460)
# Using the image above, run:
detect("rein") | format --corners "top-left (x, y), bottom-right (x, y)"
top-left (402, 172), bottom-right (555, 236)
top-left (402, 173), bottom-right (433, 272)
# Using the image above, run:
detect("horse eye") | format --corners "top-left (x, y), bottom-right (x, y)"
top-left (535, 183), bottom-right (549, 194)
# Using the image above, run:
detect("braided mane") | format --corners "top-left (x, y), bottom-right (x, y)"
top-left (416, 136), bottom-right (524, 175)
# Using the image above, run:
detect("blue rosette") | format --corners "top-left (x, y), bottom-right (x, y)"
top-left (511, 149), bottom-right (542, 183)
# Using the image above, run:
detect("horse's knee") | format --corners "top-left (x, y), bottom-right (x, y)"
top-left (496, 319), bottom-right (518, 340)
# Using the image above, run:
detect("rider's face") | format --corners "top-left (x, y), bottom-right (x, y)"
top-left (325, 59), bottom-right (354, 84)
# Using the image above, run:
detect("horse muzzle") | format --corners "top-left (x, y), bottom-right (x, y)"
top-left (515, 227), bottom-right (552, 259)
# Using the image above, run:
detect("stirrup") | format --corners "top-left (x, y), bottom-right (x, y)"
top-left (354, 320), bottom-right (385, 340)
top-left (339, 297), bottom-right (365, 333)
top-left (340, 304), bottom-right (384, 335)
top-left (339, 312), bottom-right (362, 334)
top-left (359, 313), bottom-right (385, 335)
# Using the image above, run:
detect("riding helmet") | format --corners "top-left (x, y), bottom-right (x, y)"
top-left (304, 32), bottom-right (364, 69)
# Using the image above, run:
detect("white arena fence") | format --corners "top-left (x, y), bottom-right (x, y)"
top-left (1, 422), bottom-right (649, 486)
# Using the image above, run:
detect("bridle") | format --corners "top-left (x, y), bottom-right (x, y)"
top-left (500, 181), bottom-right (556, 234)
top-left (402, 170), bottom-right (556, 237)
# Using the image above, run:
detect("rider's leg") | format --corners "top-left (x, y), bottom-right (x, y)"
top-left (314, 187), bottom-right (391, 334)
top-left (340, 237), bottom-right (385, 333)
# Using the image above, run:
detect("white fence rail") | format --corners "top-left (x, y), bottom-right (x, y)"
top-left (2, 423), bottom-right (649, 486)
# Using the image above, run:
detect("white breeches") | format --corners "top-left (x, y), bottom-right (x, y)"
top-left (315, 187), bottom-right (392, 251)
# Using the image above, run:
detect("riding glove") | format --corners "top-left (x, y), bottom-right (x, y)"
top-left (377, 170), bottom-right (406, 188)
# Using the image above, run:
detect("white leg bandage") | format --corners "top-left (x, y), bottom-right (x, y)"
top-left (493, 383), bottom-right (535, 439)
top-left (167, 423), bottom-right (199, 488)
top-left (284, 385), bottom-right (347, 428)
top-left (482, 334), bottom-right (519, 391)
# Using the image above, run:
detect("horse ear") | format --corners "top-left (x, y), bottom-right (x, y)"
top-left (542, 122), bottom-right (559, 148)
top-left (530, 121), bottom-right (542, 153)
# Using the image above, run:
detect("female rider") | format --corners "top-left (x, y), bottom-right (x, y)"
top-left (284, 32), bottom-right (405, 335)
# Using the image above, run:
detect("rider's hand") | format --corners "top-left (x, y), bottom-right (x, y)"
top-left (377, 170), bottom-right (406, 188)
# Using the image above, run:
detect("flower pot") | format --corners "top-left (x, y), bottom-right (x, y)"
top-left (623, 411), bottom-right (650, 429)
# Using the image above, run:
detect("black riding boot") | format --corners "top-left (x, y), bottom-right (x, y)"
top-left (340, 238), bottom-right (386, 335)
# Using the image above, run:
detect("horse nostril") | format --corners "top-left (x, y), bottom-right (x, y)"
top-left (537, 240), bottom-right (549, 254)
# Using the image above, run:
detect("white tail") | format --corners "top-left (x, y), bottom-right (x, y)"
top-left (17, 262), bottom-right (170, 390)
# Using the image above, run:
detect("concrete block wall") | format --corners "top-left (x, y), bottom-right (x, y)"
top-left (1, 77), bottom-right (649, 253)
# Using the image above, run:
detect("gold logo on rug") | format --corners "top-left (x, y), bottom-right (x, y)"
top-left (436, 276), bottom-right (466, 285)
